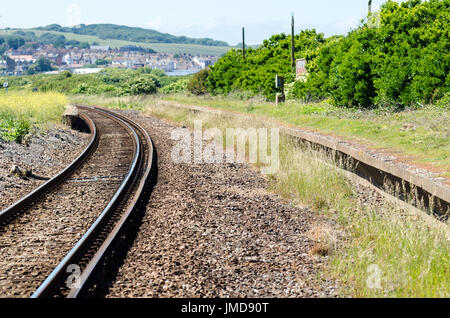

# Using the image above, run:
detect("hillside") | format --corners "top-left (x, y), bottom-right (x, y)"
top-left (38, 24), bottom-right (229, 47)
top-left (1, 26), bottom-right (232, 56)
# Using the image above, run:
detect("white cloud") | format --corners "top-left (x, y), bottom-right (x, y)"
top-left (66, 3), bottom-right (81, 27)
top-left (146, 18), bottom-right (163, 30)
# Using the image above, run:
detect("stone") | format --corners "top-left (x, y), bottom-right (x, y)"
top-left (9, 165), bottom-right (31, 179)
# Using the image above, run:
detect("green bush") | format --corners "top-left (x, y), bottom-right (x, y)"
top-left (208, 0), bottom-right (449, 109)
top-left (187, 69), bottom-right (211, 95)
top-left (207, 30), bottom-right (325, 100)
top-left (294, 0), bottom-right (449, 109)
top-left (1, 67), bottom-right (176, 96)
top-left (123, 76), bottom-right (157, 95)
top-left (0, 116), bottom-right (30, 143)
top-left (160, 78), bottom-right (189, 94)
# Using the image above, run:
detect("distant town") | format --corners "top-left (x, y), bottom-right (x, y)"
top-left (0, 44), bottom-right (219, 76)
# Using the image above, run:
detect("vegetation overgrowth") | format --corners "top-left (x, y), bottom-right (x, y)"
top-left (0, 68), bottom-right (184, 97)
top-left (202, 0), bottom-right (449, 109)
top-left (0, 91), bottom-right (67, 143)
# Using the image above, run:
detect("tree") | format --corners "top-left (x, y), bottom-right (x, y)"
top-left (95, 58), bottom-right (111, 66)
top-left (291, 0), bottom-right (450, 108)
top-left (7, 37), bottom-right (25, 50)
top-left (26, 57), bottom-right (54, 75)
top-left (0, 45), bottom-right (7, 56)
top-left (187, 68), bottom-right (211, 95)
top-left (79, 42), bottom-right (90, 49)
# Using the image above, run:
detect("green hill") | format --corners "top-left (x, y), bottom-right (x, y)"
top-left (38, 24), bottom-right (229, 47)
top-left (0, 25), bottom-right (232, 56)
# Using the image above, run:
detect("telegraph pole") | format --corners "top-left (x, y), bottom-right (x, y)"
top-left (291, 13), bottom-right (295, 69)
top-left (242, 27), bottom-right (246, 60)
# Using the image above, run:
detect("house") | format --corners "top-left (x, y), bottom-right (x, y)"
top-left (193, 57), bottom-right (212, 69)
top-left (91, 45), bottom-right (110, 51)
top-left (151, 60), bottom-right (175, 72)
top-left (8, 55), bottom-right (35, 64)
top-left (112, 57), bottom-right (128, 67)
top-left (73, 68), bottom-right (102, 74)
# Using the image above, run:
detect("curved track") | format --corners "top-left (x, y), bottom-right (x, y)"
top-left (0, 107), bottom-right (154, 298)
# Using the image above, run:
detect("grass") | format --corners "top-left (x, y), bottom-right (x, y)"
top-left (75, 94), bottom-right (450, 298)
top-left (71, 95), bottom-right (147, 111)
top-left (0, 91), bottom-right (68, 143)
top-left (1, 29), bottom-right (231, 56)
top-left (163, 94), bottom-right (450, 176)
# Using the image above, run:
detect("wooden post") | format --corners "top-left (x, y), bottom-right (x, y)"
top-left (291, 13), bottom-right (295, 69)
top-left (242, 27), bottom-right (246, 60)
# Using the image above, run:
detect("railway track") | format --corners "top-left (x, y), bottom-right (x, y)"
top-left (0, 107), bottom-right (154, 298)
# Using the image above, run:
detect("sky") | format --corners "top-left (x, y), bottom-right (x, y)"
top-left (0, 0), bottom-right (401, 45)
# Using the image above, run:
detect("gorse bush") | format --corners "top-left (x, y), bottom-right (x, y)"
top-left (187, 68), bottom-right (211, 95)
top-left (208, 0), bottom-right (449, 109)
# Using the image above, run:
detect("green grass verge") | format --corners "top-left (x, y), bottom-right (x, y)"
top-left (163, 94), bottom-right (450, 176)
top-left (75, 94), bottom-right (450, 298)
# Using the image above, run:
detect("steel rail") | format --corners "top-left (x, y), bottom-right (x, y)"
top-left (31, 106), bottom-right (154, 298)
top-left (68, 109), bottom-right (154, 298)
top-left (0, 112), bottom-right (98, 225)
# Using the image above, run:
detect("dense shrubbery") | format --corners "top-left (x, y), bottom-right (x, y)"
top-left (187, 69), bottom-right (211, 95)
top-left (0, 67), bottom-right (183, 96)
top-left (207, 0), bottom-right (449, 109)
top-left (293, 0), bottom-right (449, 108)
top-left (160, 78), bottom-right (189, 94)
top-left (123, 76), bottom-right (157, 95)
top-left (207, 30), bottom-right (325, 100)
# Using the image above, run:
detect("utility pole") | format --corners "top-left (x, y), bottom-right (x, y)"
top-left (368, 0), bottom-right (372, 15)
top-left (291, 13), bottom-right (295, 69)
top-left (242, 27), bottom-right (246, 60)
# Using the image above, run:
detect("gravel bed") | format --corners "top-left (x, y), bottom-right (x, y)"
top-left (0, 127), bottom-right (90, 211)
top-left (105, 111), bottom-right (338, 298)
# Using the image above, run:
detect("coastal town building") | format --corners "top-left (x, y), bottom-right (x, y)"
top-left (1, 45), bottom-right (219, 76)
